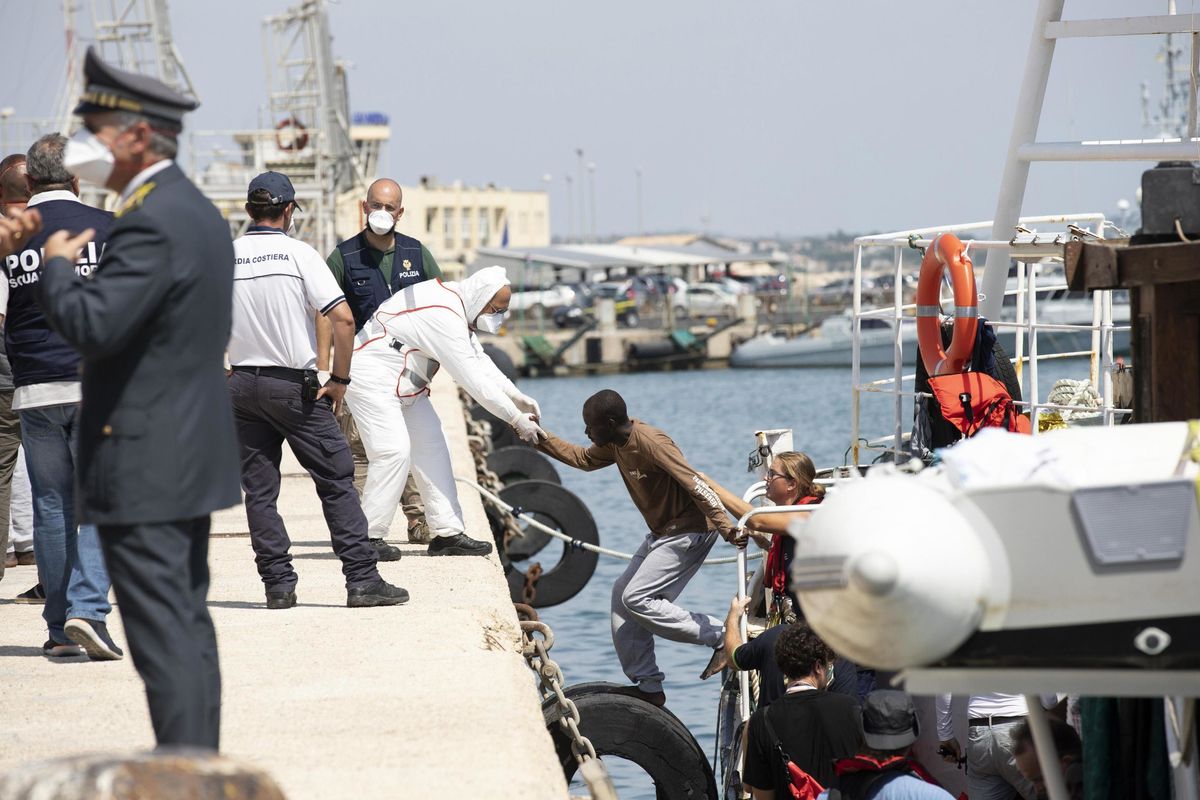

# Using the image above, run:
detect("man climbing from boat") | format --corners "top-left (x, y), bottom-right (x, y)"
top-left (536, 389), bottom-right (735, 706)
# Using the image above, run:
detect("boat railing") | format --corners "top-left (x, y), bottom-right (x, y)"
top-left (850, 214), bottom-right (1129, 465)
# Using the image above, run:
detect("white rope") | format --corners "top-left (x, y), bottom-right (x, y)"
top-left (456, 476), bottom-right (763, 567)
top-left (1046, 378), bottom-right (1102, 422)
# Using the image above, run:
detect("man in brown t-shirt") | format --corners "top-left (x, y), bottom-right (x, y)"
top-left (537, 389), bottom-right (735, 705)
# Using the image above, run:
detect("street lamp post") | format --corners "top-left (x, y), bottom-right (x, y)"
top-left (565, 174), bottom-right (574, 243)
top-left (576, 148), bottom-right (586, 241)
top-left (540, 173), bottom-right (552, 244)
top-left (587, 161), bottom-right (597, 243)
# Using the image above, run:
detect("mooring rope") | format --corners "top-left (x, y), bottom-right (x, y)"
top-left (456, 476), bottom-right (763, 567)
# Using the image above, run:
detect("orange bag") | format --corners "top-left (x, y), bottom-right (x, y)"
top-left (762, 707), bottom-right (826, 799)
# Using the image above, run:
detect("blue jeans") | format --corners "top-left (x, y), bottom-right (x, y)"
top-left (21, 404), bottom-right (111, 642)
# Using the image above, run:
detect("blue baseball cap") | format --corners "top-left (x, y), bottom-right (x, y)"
top-left (247, 171), bottom-right (302, 210)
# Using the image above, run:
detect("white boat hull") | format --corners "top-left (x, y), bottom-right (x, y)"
top-left (730, 331), bottom-right (916, 368)
top-left (732, 324), bottom-right (1131, 369)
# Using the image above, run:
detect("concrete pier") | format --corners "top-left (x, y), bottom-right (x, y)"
top-left (0, 376), bottom-right (568, 799)
top-left (486, 319), bottom-right (760, 376)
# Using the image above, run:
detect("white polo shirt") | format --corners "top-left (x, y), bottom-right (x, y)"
top-left (229, 227), bottom-right (346, 370)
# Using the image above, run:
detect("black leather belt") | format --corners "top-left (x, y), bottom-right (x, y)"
top-left (968, 715), bottom-right (1025, 727)
top-left (231, 365), bottom-right (313, 383)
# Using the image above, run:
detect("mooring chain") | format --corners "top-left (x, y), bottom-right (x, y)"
top-left (521, 562), bottom-right (544, 605)
top-left (517, 615), bottom-right (599, 764)
top-left (462, 405), bottom-right (527, 550)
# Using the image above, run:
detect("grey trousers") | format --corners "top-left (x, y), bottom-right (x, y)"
top-left (967, 719), bottom-right (1037, 800)
top-left (611, 530), bottom-right (723, 694)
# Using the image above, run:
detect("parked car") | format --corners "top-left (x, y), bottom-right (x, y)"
top-left (718, 277), bottom-right (752, 295)
top-left (553, 282), bottom-right (641, 328)
top-left (508, 284), bottom-right (576, 319)
top-left (809, 276), bottom-right (857, 306)
top-left (675, 282), bottom-right (739, 319)
top-left (627, 274), bottom-right (661, 301)
top-left (645, 273), bottom-right (686, 298)
top-left (730, 274), bottom-right (787, 295)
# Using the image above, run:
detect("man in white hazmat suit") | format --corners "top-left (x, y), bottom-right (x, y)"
top-left (344, 265), bottom-right (544, 557)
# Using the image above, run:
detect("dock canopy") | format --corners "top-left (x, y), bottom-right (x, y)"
top-left (470, 243), bottom-right (785, 285)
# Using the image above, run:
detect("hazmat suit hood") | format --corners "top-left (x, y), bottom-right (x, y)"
top-left (447, 265), bottom-right (511, 325)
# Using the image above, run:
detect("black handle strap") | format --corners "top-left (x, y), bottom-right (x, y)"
top-left (761, 704), bottom-right (794, 766)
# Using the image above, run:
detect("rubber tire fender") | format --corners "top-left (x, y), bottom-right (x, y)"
top-left (488, 478), bottom-right (584, 560)
top-left (470, 403), bottom-right (519, 450)
top-left (542, 682), bottom-right (718, 800)
top-left (487, 479), bottom-right (599, 607)
top-left (486, 445), bottom-right (561, 486)
top-left (481, 342), bottom-right (519, 382)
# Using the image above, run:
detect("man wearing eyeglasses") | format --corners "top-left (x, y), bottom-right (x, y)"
top-left (316, 178), bottom-right (442, 557)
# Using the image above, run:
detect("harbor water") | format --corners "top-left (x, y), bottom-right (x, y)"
top-left (522, 361), bottom-right (1094, 798)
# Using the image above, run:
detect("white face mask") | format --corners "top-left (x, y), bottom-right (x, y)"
top-left (63, 128), bottom-right (116, 187)
top-left (367, 209), bottom-right (396, 236)
top-left (474, 311), bottom-right (506, 334)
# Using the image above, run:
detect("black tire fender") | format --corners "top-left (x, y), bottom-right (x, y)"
top-left (469, 403), bottom-right (520, 450)
top-left (542, 682), bottom-right (718, 799)
top-left (481, 342), bottom-right (519, 382)
top-left (487, 480), bottom-right (599, 607)
top-left (486, 445), bottom-right (561, 486)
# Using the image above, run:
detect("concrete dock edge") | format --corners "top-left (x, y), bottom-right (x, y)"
top-left (0, 373), bottom-right (569, 799)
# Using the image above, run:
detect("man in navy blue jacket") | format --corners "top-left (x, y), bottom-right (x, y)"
top-left (1, 133), bottom-right (119, 660)
top-left (38, 47), bottom-right (241, 750)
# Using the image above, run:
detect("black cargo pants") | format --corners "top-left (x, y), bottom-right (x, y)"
top-left (228, 368), bottom-right (379, 591)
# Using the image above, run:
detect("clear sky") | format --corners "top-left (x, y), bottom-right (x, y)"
top-left (0, 0), bottom-right (1184, 238)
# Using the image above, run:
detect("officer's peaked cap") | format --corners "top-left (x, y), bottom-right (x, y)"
top-left (73, 46), bottom-right (198, 132)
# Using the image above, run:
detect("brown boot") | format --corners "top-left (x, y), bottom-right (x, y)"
top-left (406, 518), bottom-right (431, 544)
top-left (610, 685), bottom-right (667, 707)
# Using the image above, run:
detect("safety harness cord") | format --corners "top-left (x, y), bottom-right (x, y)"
top-left (456, 476), bottom-right (763, 566)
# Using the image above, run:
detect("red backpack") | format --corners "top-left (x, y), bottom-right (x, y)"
top-left (761, 706), bottom-right (826, 800)
top-left (927, 371), bottom-right (1031, 437)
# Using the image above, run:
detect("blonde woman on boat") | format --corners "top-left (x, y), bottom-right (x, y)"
top-left (704, 452), bottom-right (871, 700)
top-left (705, 450), bottom-right (824, 624)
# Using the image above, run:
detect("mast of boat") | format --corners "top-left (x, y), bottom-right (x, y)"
top-left (981, 1), bottom-right (1200, 321)
top-left (1142, 0), bottom-right (1196, 140)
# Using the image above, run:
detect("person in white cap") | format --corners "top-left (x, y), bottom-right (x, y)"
top-left (344, 265), bottom-right (543, 557)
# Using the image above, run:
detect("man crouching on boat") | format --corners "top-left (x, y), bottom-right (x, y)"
top-left (343, 266), bottom-right (545, 558)
top-left (537, 389), bottom-right (735, 706)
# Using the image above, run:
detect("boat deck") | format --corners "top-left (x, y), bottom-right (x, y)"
top-left (0, 376), bottom-right (567, 799)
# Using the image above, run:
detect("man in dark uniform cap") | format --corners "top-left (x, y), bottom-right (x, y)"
top-left (39, 46), bottom-right (241, 750)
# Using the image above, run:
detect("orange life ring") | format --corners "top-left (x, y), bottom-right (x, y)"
top-left (916, 233), bottom-right (978, 376)
top-left (275, 117), bottom-right (309, 152)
